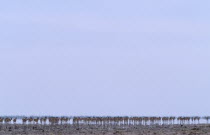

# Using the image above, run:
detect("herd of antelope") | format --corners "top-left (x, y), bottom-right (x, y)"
top-left (0, 116), bottom-right (210, 126)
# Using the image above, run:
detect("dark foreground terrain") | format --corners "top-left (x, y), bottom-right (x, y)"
top-left (0, 124), bottom-right (210, 135)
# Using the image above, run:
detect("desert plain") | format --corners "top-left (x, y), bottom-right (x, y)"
top-left (1, 124), bottom-right (210, 135)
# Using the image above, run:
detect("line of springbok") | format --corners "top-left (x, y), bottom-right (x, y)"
top-left (0, 116), bottom-right (210, 126)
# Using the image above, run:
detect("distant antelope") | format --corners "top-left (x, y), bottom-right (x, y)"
top-left (33, 118), bottom-right (39, 124)
top-left (203, 116), bottom-right (210, 124)
top-left (28, 117), bottom-right (33, 124)
top-left (13, 118), bottom-right (17, 124)
top-left (22, 117), bottom-right (28, 124)
top-left (4, 118), bottom-right (12, 124)
top-left (0, 117), bottom-right (4, 124)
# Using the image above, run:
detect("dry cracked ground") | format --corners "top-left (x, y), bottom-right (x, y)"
top-left (0, 124), bottom-right (210, 135)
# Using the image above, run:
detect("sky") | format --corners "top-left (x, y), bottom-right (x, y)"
top-left (0, 0), bottom-right (210, 116)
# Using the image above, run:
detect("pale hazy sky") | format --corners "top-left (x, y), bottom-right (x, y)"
top-left (0, 0), bottom-right (210, 116)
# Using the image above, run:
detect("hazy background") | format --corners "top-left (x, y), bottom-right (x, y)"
top-left (0, 0), bottom-right (210, 116)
